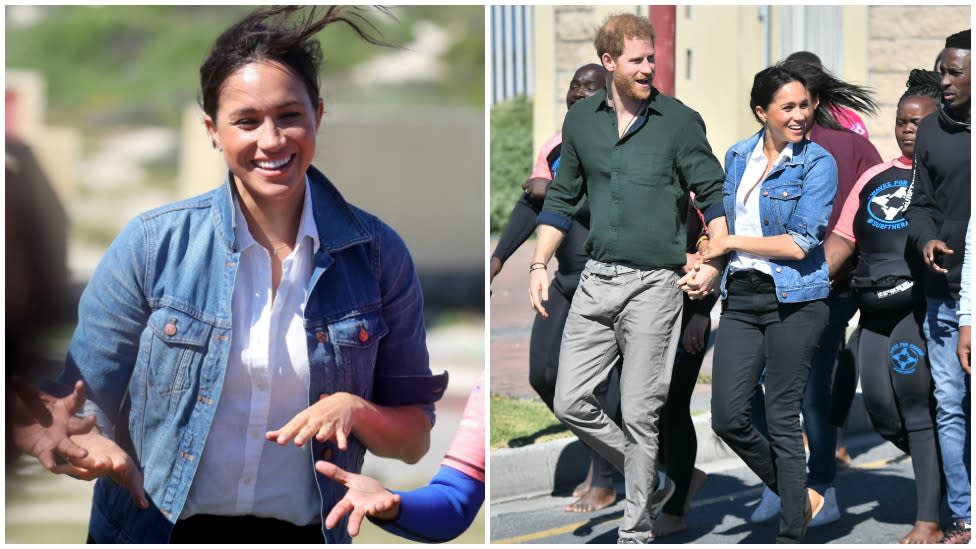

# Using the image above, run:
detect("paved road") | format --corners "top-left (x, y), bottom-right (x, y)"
top-left (490, 431), bottom-right (948, 544)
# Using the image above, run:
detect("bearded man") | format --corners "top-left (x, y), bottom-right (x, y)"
top-left (527, 12), bottom-right (726, 544)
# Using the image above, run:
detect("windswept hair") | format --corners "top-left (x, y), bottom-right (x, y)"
top-left (780, 60), bottom-right (878, 131)
top-left (900, 69), bottom-right (943, 105)
top-left (199, 6), bottom-right (393, 120)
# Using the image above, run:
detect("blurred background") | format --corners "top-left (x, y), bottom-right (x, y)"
top-left (5, 5), bottom-right (485, 544)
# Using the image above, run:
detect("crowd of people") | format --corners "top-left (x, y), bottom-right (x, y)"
top-left (495, 13), bottom-right (970, 545)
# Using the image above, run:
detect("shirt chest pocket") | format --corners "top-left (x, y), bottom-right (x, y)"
top-left (628, 151), bottom-right (674, 187)
top-left (145, 307), bottom-right (213, 398)
top-left (326, 311), bottom-right (389, 398)
top-left (763, 181), bottom-right (803, 228)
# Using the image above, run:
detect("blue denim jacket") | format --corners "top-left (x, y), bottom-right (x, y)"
top-left (719, 130), bottom-right (838, 303)
top-left (59, 166), bottom-right (448, 543)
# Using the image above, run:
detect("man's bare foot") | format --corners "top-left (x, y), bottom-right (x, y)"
top-left (565, 486), bottom-right (616, 513)
top-left (835, 446), bottom-right (852, 472)
top-left (652, 512), bottom-right (688, 537)
top-left (898, 521), bottom-right (942, 544)
top-left (683, 468), bottom-right (708, 516)
top-left (573, 462), bottom-right (596, 497)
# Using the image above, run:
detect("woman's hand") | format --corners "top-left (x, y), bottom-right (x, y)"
top-left (316, 460), bottom-right (401, 537)
top-left (55, 431), bottom-right (149, 509)
top-left (682, 314), bottom-right (710, 355)
top-left (267, 392), bottom-right (363, 450)
top-left (677, 260), bottom-right (722, 300)
top-left (9, 379), bottom-right (97, 471)
top-left (702, 234), bottom-right (733, 262)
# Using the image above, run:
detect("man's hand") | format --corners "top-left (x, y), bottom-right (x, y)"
top-left (682, 314), bottom-right (710, 355)
top-left (267, 392), bottom-right (362, 450)
top-left (55, 431), bottom-right (149, 509)
top-left (521, 177), bottom-right (551, 202)
top-left (528, 267), bottom-right (551, 318)
top-left (489, 257), bottom-right (502, 283)
top-left (958, 325), bottom-right (971, 375)
top-left (9, 379), bottom-right (97, 471)
top-left (922, 239), bottom-right (953, 274)
top-left (677, 260), bottom-right (722, 300)
top-left (682, 252), bottom-right (702, 274)
top-left (316, 460), bottom-right (400, 537)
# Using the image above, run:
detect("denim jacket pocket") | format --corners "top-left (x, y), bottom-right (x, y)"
top-left (764, 181), bottom-right (803, 228)
top-left (328, 311), bottom-right (390, 399)
top-left (145, 307), bottom-right (213, 398)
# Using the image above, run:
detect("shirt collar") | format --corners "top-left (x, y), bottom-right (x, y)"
top-left (233, 175), bottom-right (319, 253)
top-left (750, 131), bottom-right (795, 167)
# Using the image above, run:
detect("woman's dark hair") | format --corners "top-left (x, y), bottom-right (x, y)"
top-left (749, 65), bottom-right (807, 123)
top-left (899, 69), bottom-right (943, 106)
top-left (780, 59), bottom-right (878, 130)
top-left (199, 6), bottom-right (392, 120)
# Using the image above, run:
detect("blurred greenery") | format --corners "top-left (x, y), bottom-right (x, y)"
top-left (489, 96), bottom-right (533, 235)
top-left (5, 5), bottom-right (484, 128)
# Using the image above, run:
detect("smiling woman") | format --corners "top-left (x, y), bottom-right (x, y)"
top-left (51, 6), bottom-right (451, 544)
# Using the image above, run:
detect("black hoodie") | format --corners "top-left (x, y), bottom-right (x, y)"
top-left (905, 105), bottom-right (971, 300)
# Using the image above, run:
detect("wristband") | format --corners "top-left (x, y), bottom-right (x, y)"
top-left (529, 262), bottom-right (547, 272)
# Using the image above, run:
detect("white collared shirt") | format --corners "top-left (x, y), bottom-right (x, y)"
top-left (728, 136), bottom-right (795, 275)
top-left (182, 177), bottom-right (319, 525)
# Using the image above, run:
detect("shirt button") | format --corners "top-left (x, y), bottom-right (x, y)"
top-left (243, 477), bottom-right (253, 485)
top-left (316, 331), bottom-right (328, 344)
top-left (763, 219), bottom-right (770, 225)
top-left (256, 383), bottom-right (267, 392)
top-left (164, 319), bottom-right (178, 336)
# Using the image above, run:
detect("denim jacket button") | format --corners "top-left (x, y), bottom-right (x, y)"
top-left (781, 292), bottom-right (789, 298)
top-left (763, 219), bottom-right (769, 225)
top-left (358, 325), bottom-right (369, 343)
top-left (164, 320), bottom-right (178, 337)
top-left (782, 190), bottom-right (789, 198)
top-left (763, 190), bottom-right (769, 197)
top-left (775, 266), bottom-right (783, 273)
top-left (315, 331), bottom-right (328, 344)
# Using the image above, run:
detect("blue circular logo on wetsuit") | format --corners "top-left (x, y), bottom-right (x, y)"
top-left (890, 341), bottom-right (924, 375)
top-left (866, 180), bottom-right (910, 230)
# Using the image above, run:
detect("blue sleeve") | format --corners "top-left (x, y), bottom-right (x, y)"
top-left (787, 148), bottom-right (837, 254)
top-left (368, 465), bottom-right (485, 543)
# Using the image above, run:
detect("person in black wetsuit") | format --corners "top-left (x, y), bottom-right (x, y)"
top-left (490, 63), bottom-right (620, 514)
top-left (825, 69), bottom-right (945, 544)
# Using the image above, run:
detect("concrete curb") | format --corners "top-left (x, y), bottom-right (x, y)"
top-left (490, 392), bottom-right (874, 503)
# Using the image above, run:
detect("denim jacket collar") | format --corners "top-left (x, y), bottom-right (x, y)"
top-left (731, 129), bottom-right (813, 174)
top-left (213, 165), bottom-right (372, 255)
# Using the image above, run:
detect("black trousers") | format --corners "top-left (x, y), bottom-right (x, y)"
top-left (531, 275), bottom-right (621, 490)
top-left (89, 515), bottom-right (323, 544)
top-left (711, 271), bottom-right (828, 543)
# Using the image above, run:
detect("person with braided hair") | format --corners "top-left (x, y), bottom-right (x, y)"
top-left (52, 6), bottom-right (448, 543)
top-left (825, 69), bottom-right (945, 544)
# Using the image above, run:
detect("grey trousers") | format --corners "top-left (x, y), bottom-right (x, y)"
top-left (553, 259), bottom-right (683, 539)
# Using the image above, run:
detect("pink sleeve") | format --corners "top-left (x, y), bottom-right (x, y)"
top-left (831, 106), bottom-right (869, 139)
top-left (441, 372), bottom-right (485, 482)
top-left (529, 133), bottom-right (562, 180)
top-left (832, 160), bottom-right (892, 242)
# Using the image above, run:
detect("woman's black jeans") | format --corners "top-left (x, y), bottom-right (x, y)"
top-left (711, 270), bottom-right (829, 543)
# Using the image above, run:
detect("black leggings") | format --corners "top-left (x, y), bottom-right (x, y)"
top-left (659, 314), bottom-right (711, 515)
top-left (531, 276), bottom-right (621, 490)
top-left (855, 307), bottom-right (941, 522)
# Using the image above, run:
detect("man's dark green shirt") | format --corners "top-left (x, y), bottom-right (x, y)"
top-left (538, 87), bottom-right (726, 270)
